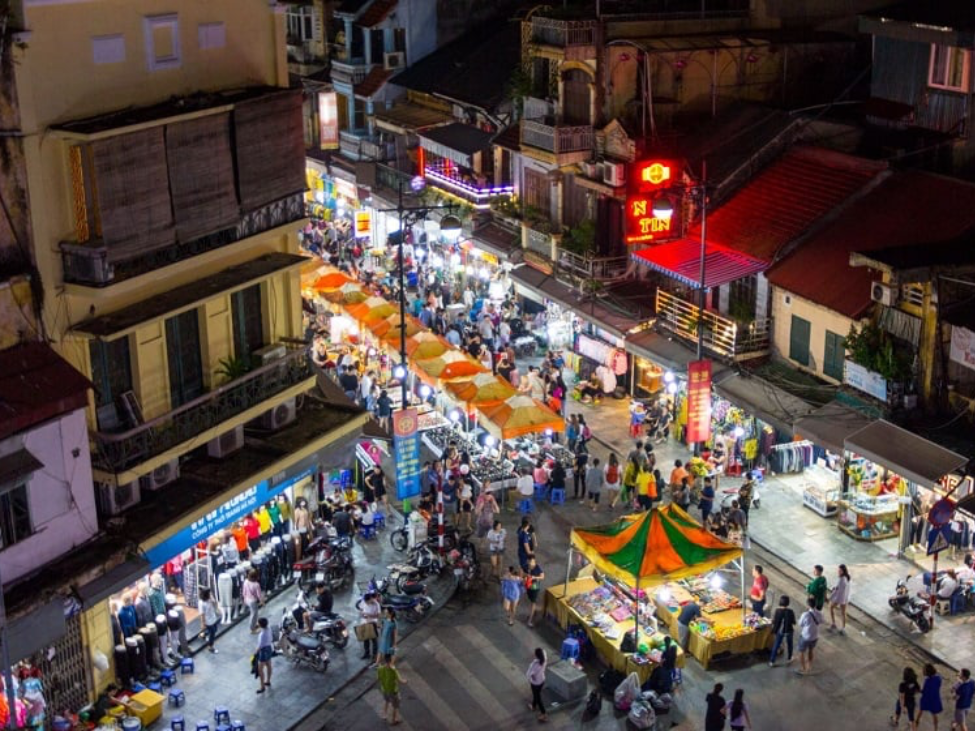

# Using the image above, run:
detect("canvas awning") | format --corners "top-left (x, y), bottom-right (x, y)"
top-left (793, 402), bottom-right (874, 455)
top-left (844, 420), bottom-right (969, 487)
top-left (713, 371), bottom-right (816, 436)
top-left (631, 239), bottom-right (767, 289)
top-left (418, 123), bottom-right (494, 168)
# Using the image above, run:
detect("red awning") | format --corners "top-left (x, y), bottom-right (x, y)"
top-left (630, 238), bottom-right (767, 289)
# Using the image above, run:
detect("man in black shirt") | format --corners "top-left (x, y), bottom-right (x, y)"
top-left (301, 581), bottom-right (334, 628)
top-left (338, 366), bottom-right (359, 400)
top-left (332, 506), bottom-right (352, 537)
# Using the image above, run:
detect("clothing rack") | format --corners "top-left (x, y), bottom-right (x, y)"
top-left (768, 440), bottom-right (813, 475)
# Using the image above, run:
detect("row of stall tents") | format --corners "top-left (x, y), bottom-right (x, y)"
top-left (309, 266), bottom-right (564, 440)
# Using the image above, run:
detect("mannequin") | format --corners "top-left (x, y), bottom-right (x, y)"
top-left (110, 602), bottom-right (123, 646)
top-left (134, 584), bottom-right (153, 627)
top-left (154, 614), bottom-right (171, 664)
top-left (117, 595), bottom-right (138, 638)
top-left (277, 495), bottom-right (292, 536)
top-left (148, 574), bottom-right (166, 617)
top-left (217, 568), bottom-right (234, 624)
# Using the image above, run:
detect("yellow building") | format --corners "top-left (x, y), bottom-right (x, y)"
top-left (9, 0), bottom-right (367, 698)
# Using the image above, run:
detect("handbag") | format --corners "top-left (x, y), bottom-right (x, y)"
top-left (355, 622), bottom-right (377, 641)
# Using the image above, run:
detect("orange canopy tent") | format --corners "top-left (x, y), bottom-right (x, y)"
top-left (368, 312), bottom-right (424, 340)
top-left (413, 350), bottom-right (487, 385)
top-left (312, 270), bottom-right (354, 292)
top-left (345, 297), bottom-right (397, 323)
top-left (321, 282), bottom-right (370, 305)
top-left (391, 331), bottom-right (452, 361)
top-left (475, 395), bottom-right (564, 440)
top-left (443, 372), bottom-right (517, 407)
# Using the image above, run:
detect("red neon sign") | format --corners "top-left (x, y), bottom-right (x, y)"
top-left (624, 195), bottom-right (673, 244)
top-left (631, 159), bottom-right (678, 192)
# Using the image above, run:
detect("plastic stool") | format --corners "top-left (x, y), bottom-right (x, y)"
top-left (168, 688), bottom-right (185, 707)
top-left (214, 707), bottom-right (230, 725)
top-left (170, 717), bottom-right (185, 731)
top-left (549, 488), bottom-right (566, 506)
top-left (160, 669), bottom-right (177, 687)
top-left (560, 638), bottom-right (581, 661)
top-left (216, 726), bottom-right (231, 731)
top-left (231, 722), bottom-right (246, 731)
top-left (951, 590), bottom-right (967, 615)
top-left (148, 681), bottom-right (162, 693)
top-left (132, 682), bottom-right (147, 693)
top-left (374, 512), bottom-right (386, 530)
top-left (180, 657), bottom-right (195, 675)
top-left (340, 469), bottom-right (353, 487)
top-left (534, 483), bottom-right (548, 501)
top-left (195, 724), bottom-right (209, 731)
top-left (518, 498), bottom-right (533, 515)
top-left (359, 524), bottom-right (377, 540)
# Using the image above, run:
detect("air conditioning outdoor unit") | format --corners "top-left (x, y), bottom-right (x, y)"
top-left (871, 282), bottom-right (897, 307)
top-left (261, 397), bottom-right (297, 432)
top-left (252, 343), bottom-right (286, 366)
top-left (98, 480), bottom-right (141, 516)
top-left (140, 458), bottom-right (180, 492)
top-left (207, 424), bottom-right (245, 459)
top-left (384, 51), bottom-right (406, 70)
top-left (603, 162), bottom-right (626, 187)
top-left (581, 161), bottom-right (599, 178)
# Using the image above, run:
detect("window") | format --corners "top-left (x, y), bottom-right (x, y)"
top-left (232, 285), bottom-right (265, 361)
top-left (370, 29), bottom-right (385, 64)
top-left (92, 35), bottom-right (126, 65)
top-left (287, 7), bottom-right (315, 43)
top-left (929, 44), bottom-right (970, 92)
top-left (728, 275), bottom-right (757, 322)
top-left (524, 169), bottom-right (551, 217)
top-left (166, 309), bottom-right (204, 407)
top-left (789, 315), bottom-right (811, 366)
top-left (90, 337), bottom-right (133, 431)
top-left (143, 14), bottom-right (181, 71)
top-left (0, 485), bottom-right (32, 549)
top-left (823, 330), bottom-right (845, 381)
top-left (198, 22), bottom-right (225, 50)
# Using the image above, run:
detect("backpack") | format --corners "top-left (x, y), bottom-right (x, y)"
top-left (585, 690), bottom-right (602, 717)
top-left (606, 463), bottom-right (620, 484)
top-left (581, 425), bottom-right (592, 441)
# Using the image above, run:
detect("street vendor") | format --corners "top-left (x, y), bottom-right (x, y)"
top-left (676, 600), bottom-right (711, 649)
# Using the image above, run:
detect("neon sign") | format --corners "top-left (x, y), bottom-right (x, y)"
top-left (640, 162), bottom-right (671, 186)
top-left (631, 159), bottom-right (678, 192)
top-left (625, 195), bottom-right (673, 244)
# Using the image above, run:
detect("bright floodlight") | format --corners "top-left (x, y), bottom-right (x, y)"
top-left (393, 366), bottom-right (406, 379)
top-left (420, 385), bottom-right (432, 398)
top-left (663, 371), bottom-right (675, 383)
top-left (652, 197), bottom-right (675, 220)
top-left (440, 215), bottom-right (462, 242)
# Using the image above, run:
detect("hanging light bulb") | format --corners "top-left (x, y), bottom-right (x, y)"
top-left (393, 366), bottom-right (406, 380)
top-left (420, 385), bottom-right (432, 398)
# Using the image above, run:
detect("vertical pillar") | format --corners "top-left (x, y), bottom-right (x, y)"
top-left (920, 281), bottom-right (938, 406)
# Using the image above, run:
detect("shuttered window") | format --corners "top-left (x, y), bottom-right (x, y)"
top-left (524, 169), bottom-right (551, 218)
top-left (166, 309), bottom-right (204, 407)
top-left (789, 315), bottom-right (811, 366)
top-left (823, 330), bottom-right (845, 381)
top-left (232, 285), bottom-right (265, 360)
top-left (233, 90), bottom-right (306, 210)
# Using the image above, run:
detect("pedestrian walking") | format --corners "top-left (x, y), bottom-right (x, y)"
top-left (501, 566), bottom-right (523, 626)
top-left (566, 414), bottom-right (579, 451)
top-left (699, 477), bottom-right (715, 524)
top-left (893, 666), bottom-right (921, 730)
top-left (254, 617), bottom-right (273, 693)
top-left (796, 596), bottom-right (823, 675)
top-left (807, 564), bottom-right (828, 610)
top-left (951, 668), bottom-right (974, 731)
top-left (586, 458), bottom-right (604, 511)
top-left (376, 607), bottom-right (398, 668)
top-left (768, 595), bottom-right (796, 667)
top-left (517, 516), bottom-right (536, 571)
top-left (243, 569), bottom-right (264, 633)
top-left (525, 556), bottom-right (545, 628)
top-left (604, 453), bottom-right (622, 508)
top-left (919, 664), bottom-right (944, 731)
top-left (572, 440), bottom-right (589, 499)
top-left (527, 648), bottom-right (548, 723)
top-left (475, 491), bottom-right (499, 542)
top-left (635, 466), bottom-right (655, 511)
top-left (705, 682), bottom-right (727, 731)
top-left (621, 456), bottom-right (639, 507)
top-left (487, 520), bottom-right (506, 579)
top-left (738, 475), bottom-right (755, 526)
top-left (725, 689), bottom-right (752, 731)
top-left (750, 565), bottom-right (769, 617)
top-left (359, 592), bottom-right (382, 660)
top-left (829, 564), bottom-right (852, 634)
top-left (378, 654), bottom-right (406, 726)
top-left (199, 588), bottom-right (220, 653)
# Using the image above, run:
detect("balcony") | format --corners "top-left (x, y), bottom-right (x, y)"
top-left (330, 58), bottom-right (369, 87)
top-left (61, 192), bottom-right (306, 287)
top-left (530, 17), bottom-right (597, 59)
top-left (521, 120), bottom-right (594, 157)
top-left (423, 164), bottom-right (514, 210)
top-left (92, 343), bottom-right (313, 474)
top-left (339, 130), bottom-right (389, 161)
top-left (655, 289), bottom-right (771, 361)
top-left (556, 249), bottom-right (629, 287)
top-left (523, 221), bottom-right (559, 261)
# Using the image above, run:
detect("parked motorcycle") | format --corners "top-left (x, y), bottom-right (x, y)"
top-left (889, 577), bottom-right (932, 633)
top-left (355, 575), bottom-right (435, 622)
top-left (277, 622), bottom-right (331, 672)
top-left (292, 536), bottom-right (354, 591)
top-left (283, 589), bottom-right (350, 649)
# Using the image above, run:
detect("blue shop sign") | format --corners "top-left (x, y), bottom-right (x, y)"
top-left (144, 465), bottom-right (316, 567)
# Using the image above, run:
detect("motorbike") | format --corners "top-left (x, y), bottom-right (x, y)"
top-left (719, 476), bottom-right (762, 510)
top-left (277, 621), bottom-right (331, 672)
top-left (445, 548), bottom-right (480, 593)
top-left (292, 536), bottom-right (354, 591)
top-left (355, 575), bottom-right (435, 622)
top-left (283, 589), bottom-right (350, 649)
top-left (889, 577), bottom-right (932, 633)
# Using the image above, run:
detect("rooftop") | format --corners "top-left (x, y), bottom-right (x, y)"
top-left (359, 0), bottom-right (397, 28)
top-left (420, 123), bottom-right (496, 157)
top-left (862, 1), bottom-right (975, 33)
top-left (0, 343), bottom-right (91, 441)
top-left (355, 67), bottom-right (394, 99)
top-left (767, 172), bottom-right (975, 318)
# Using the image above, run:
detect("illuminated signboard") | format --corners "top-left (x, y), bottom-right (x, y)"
top-left (318, 92), bottom-right (339, 150)
top-left (625, 195), bottom-right (674, 244)
top-left (354, 210), bottom-right (371, 237)
top-left (630, 159), bottom-right (678, 192)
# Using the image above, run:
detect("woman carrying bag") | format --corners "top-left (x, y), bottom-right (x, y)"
top-left (358, 592), bottom-right (382, 662)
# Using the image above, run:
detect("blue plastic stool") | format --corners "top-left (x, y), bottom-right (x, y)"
top-left (160, 669), bottom-right (177, 687)
top-left (168, 688), bottom-right (185, 707)
top-left (216, 726), bottom-right (231, 731)
top-left (180, 657), bottom-right (195, 675)
top-left (534, 483), bottom-right (548, 501)
top-left (195, 724), bottom-right (209, 731)
top-left (214, 707), bottom-right (230, 725)
top-left (359, 524), bottom-right (377, 540)
top-left (132, 682), bottom-right (147, 693)
top-left (561, 637), bottom-right (581, 661)
top-left (148, 681), bottom-right (162, 693)
top-left (340, 469), bottom-right (353, 487)
top-left (549, 488), bottom-right (566, 506)
top-left (374, 512), bottom-right (386, 530)
top-left (231, 722), bottom-right (246, 731)
top-left (951, 589), bottom-right (967, 615)
top-left (518, 498), bottom-right (533, 515)
top-left (170, 717), bottom-right (185, 731)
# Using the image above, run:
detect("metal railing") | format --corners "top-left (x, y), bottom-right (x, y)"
top-left (521, 120), bottom-right (594, 154)
top-left (423, 165), bottom-right (514, 209)
top-left (92, 344), bottom-right (312, 473)
top-left (531, 17), bottom-right (597, 46)
top-left (655, 289), bottom-right (771, 360)
top-left (330, 59), bottom-right (369, 86)
top-left (556, 249), bottom-right (629, 285)
top-left (375, 161), bottom-right (413, 193)
top-left (524, 224), bottom-right (555, 259)
top-left (61, 192), bottom-right (306, 287)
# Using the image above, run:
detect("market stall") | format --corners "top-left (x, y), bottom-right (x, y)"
top-left (475, 395), bottom-right (564, 442)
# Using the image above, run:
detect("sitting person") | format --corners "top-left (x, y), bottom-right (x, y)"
top-left (343, 484), bottom-right (359, 504)
top-left (958, 554), bottom-right (975, 587)
top-left (577, 375), bottom-right (602, 403)
top-left (360, 502), bottom-right (376, 529)
top-left (936, 570), bottom-right (960, 600)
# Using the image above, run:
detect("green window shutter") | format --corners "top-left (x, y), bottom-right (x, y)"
top-left (823, 330), bottom-right (845, 380)
top-left (789, 315), bottom-right (811, 366)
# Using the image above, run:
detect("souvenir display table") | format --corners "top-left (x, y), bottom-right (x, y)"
top-left (545, 578), bottom-right (684, 684)
top-left (837, 493), bottom-right (899, 542)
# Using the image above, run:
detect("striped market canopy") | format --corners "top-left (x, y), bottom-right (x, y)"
top-left (570, 505), bottom-right (741, 587)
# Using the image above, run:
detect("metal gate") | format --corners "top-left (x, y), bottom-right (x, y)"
top-left (31, 611), bottom-right (90, 716)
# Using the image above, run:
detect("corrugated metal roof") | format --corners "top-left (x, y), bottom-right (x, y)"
top-left (359, 0), bottom-right (397, 27)
top-left (630, 238), bottom-right (767, 289)
top-left (355, 67), bottom-right (394, 99)
top-left (766, 171), bottom-right (975, 318)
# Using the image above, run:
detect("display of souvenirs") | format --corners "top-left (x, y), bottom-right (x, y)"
top-left (743, 612), bottom-right (772, 630)
top-left (701, 594), bottom-right (741, 614)
top-left (671, 578), bottom-right (742, 614)
top-left (566, 582), bottom-right (653, 635)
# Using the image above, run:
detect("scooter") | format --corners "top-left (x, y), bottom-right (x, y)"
top-left (355, 575), bottom-right (435, 621)
top-left (292, 536), bottom-right (355, 591)
top-left (283, 590), bottom-right (350, 649)
top-left (889, 577), bottom-right (932, 633)
top-left (277, 622), bottom-right (330, 672)
top-left (719, 476), bottom-right (762, 511)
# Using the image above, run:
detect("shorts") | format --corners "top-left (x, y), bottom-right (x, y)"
top-left (257, 646), bottom-right (273, 662)
top-left (490, 547), bottom-right (504, 555)
top-left (460, 500), bottom-right (473, 513)
top-left (896, 700), bottom-right (915, 722)
top-left (956, 709), bottom-right (970, 724)
top-left (383, 692), bottom-right (401, 709)
top-left (527, 589), bottom-right (540, 604)
top-left (588, 492), bottom-right (600, 503)
top-left (798, 637), bottom-right (818, 653)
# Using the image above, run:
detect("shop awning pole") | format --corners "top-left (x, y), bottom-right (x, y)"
top-left (564, 546), bottom-right (573, 593)
top-left (634, 575), bottom-right (641, 644)
top-left (739, 557), bottom-right (746, 624)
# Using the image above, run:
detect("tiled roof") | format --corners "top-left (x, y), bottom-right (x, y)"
top-left (0, 343), bottom-right (91, 441)
top-left (766, 171), bottom-right (975, 318)
top-left (355, 66), bottom-right (394, 99)
top-left (359, 0), bottom-right (397, 28)
top-left (696, 147), bottom-right (884, 263)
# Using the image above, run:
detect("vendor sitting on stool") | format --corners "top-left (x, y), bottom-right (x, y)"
top-left (576, 375), bottom-right (602, 403)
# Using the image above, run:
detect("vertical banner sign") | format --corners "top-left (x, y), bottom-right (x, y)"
top-left (686, 359), bottom-right (713, 445)
top-left (354, 210), bottom-right (371, 237)
top-left (319, 91), bottom-right (339, 150)
top-left (393, 408), bottom-right (421, 500)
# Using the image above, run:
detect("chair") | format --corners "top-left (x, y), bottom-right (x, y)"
top-left (359, 524), bottom-right (377, 540)
top-left (214, 706), bottom-right (231, 725)
top-left (231, 722), bottom-right (246, 731)
top-left (180, 657), bottom-right (195, 675)
top-left (168, 688), bottom-right (186, 708)
top-left (148, 681), bottom-right (162, 693)
top-left (374, 512), bottom-right (386, 530)
top-left (170, 717), bottom-right (185, 731)
top-left (549, 488), bottom-right (566, 506)
top-left (160, 669), bottom-right (177, 687)
top-left (533, 483), bottom-right (548, 501)
top-left (560, 638), bottom-right (581, 661)
top-left (195, 724), bottom-right (210, 731)
top-left (517, 498), bottom-right (533, 515)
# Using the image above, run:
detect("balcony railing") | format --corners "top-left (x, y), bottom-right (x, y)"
top-left (330, 59), bottom-right (369, 86)
top-left (556, 249), bottom-right (629, 286)
top-left (530, 17), bottom-right (597, 47)
top-left (92, 344), bottom-right (313, 473)
top-left (339, 130), bottom-right (388, 161)
top-left (655, 289), bottom-right (771, 361)
top-left (423, 165), bottom-right (513, 209)
top-left (61, 192), bottom-right (306, 287)
top-left (523, 223), bottom-right (557, 260)
top-left (521, 120), bottom-right (594, 155)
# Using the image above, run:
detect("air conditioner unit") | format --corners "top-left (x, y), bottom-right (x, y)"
top-left (384, 51), bottom-right (406, 70)
top-left (581, 161), bottom-right (599, 178)
top-left (870, 282), bottom-right (897, 306)
top-left (98, 480), bottom-right (141, 516)
top-left (140, 458), bottom-right (180, 492)
top-left (261, 397), bottom-right (297, 432)
top-left (603, 162), bottom-right (625, 187)
top-left (252, 343), bottom-right (286, 366)
top-left (207, 425), bottom-right (245, 459)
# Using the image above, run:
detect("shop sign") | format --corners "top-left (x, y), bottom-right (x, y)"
top-left (949, 326), bottom-right (975, 371)
top-left (624, 195), bottom-right (675, 245)
top-left (686, 359), bottom-right (712, 444)
top-left (143, 465), bottom-right (316, 566)
top-left (354, 211), bottom-right (371, 237)
top-left (843, 359), bottom-right (887, 401)
top-left (577, 334), bottom-right (614, 366)
top-left (318, 92), bottom-right (339, 150)
top-left (393, 408), bottom-right (421, 500)
top-left (335, 178), bottom-right (358, 201)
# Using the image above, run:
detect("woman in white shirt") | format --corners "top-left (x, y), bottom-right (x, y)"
top-left (828, 564), bottom-right (851, 634)
top-left (486, 520), bottom-right (506, 579)
top-left (527, 648), bottom-right (547, 722)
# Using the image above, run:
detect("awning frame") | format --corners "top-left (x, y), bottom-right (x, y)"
top-left (630, 238), bottom-right (768, 290)
top-left (844, 419), bottom-right (969, 487)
